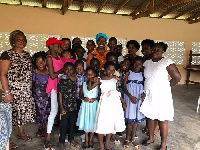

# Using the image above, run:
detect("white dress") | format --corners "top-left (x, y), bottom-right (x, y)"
top-left (140, 58), bottom-right (174, 121)
top-left (94, 78), bottom-right (126, 134)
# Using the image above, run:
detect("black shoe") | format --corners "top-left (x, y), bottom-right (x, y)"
top-left (82, 145), bottom-right (89, 149)
top-left (88, 144), bottom-right (94, 148)
top-left (142, 140), bottom-right (154, 146)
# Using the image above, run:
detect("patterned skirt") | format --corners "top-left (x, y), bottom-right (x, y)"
top-left (0, 103), bottom-right (12, 150)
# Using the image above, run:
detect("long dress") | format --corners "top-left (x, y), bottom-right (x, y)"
top-left (140, 58), bottom-right (175, 121)
top-left (94, 78), bottom-right (125, 134)
top-left (124, 70), bottom-right (146, 123)
top-left (76, 82), bottom-right (98, 132)
top-left (1, 50), bottom-right (36, 126)
top-left (32, 71), bottom-right (50, 126)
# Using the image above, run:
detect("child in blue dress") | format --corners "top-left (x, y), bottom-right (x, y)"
top-left (123, 56), bottom-right (146, 150)
top-left (76, 67), bottom-right (100, 148)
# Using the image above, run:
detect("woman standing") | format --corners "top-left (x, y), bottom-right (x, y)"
top-left (140, 42), bottom-right (181, 150)
top-left (0, 30), bottom-right (36, 148)
top-left (87, 33), bottom-right (109, 68)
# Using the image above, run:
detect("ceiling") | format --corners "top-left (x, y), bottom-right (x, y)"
top-left (1, 0), bottom-right (200, 24)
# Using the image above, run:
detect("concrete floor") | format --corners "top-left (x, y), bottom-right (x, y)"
top-left (10, 85), bottom-right (200, 150)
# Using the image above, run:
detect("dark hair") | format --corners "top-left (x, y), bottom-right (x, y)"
top-left (72, 37), bottom-right (82, 45)
top-left (104, 61), bottom-right (115, 70)
top-left (32, 51), bottom-right (47, 69)
top-left (75, 60), bottom-right (84, 68)
top-left (141, 39), bottom-right (155, 49)
top-left (90, 58), bottom-right (100, 65)
top-left (87, 40), bottom-right (96, 46)
top-left (9, 30), bottom-right (27, 47)
top-left (109, 37), bottom-right (117, 44)
top-left (61, 38), bottom-right (71, 51)
top-left (133, 56), bottom-right (143, 64)
top-left (86, 67), bottom-right (95, 74)
top-left (64, 62), bottom-right (75, 70)
top-left (61, 50), bottom-right (71, 57)
top-left (126, 40), bottom-right (140, 51)
top-left (123, 58), bottom-right (132, 66)
top-left (61, 38), bottom-right (71, 42)
top-left (154, 42), bottom-right (168, 52)
top-left (106, 52), bottom-right (116, 60)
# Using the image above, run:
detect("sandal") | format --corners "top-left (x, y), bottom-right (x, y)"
top-left (44, 140), bottom-right (54, 150)
top-left (68, 140), bottom-right (80, 148)
top-left (123, 140), bottom-right (129, 149)
top-left (130, 140), bottom-right (140, 150)
top-left (113, 139), bottom-right (120, 145)
top-left (10, 140), bottom-right (18, 149)
top-left (17, 134), bottom-right (32, 141)
top-left (35, 128), bottom-right (43, 137)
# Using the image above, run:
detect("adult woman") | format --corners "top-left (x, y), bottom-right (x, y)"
top-left (0, 30), bottom-right (36, 148)
top-left (87, 33), bottom-right (109, 68)
top-left (140, 42), bottom-right (181, 150)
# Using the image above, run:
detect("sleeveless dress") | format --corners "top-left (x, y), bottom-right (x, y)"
top-left (140, 58), bottom-right (175, 121)
top-left (124, 71), bottom-right (146, 123)
top-left (32, 71), bottom-right (50, 126)
top-left (76, 82), bottom-right (98, 132)
top-left (1, 50), bottom-right (35, 126)
top-left (46, 55), bottom-right (64, 94)
top-left (94, 78), bottom-right (125, 134)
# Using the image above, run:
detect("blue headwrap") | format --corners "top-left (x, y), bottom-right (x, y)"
top-left (96, 33), bottom-right (108, 42)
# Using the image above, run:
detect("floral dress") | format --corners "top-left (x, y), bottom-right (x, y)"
top-left (0, 49), bottom-right (36, 126)
top-left (32, 70), bottom-right (50, 126)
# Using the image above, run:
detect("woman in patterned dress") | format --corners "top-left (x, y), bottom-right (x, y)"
top-left (0, 30), bottom-right (36, 148)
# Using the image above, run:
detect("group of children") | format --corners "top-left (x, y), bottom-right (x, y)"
top-left (32, 35), bottom-right (156, 150)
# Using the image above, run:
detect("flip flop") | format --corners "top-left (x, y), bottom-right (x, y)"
top-left (17, 134), bottom-right (32, 141)
top-left (130, 140), bottom-right (140, 150)
top-left (123, 140), bottom-right (129, 149)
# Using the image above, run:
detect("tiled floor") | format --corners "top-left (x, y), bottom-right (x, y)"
top-left (10, 85), bottom-right (200, 150)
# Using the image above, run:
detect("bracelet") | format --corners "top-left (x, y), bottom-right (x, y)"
top-left (4, 90), bottom-right (10, 93)
top-left (4, 93), bottom-right (11, 97)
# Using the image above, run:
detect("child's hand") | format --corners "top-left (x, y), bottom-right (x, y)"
top-left (115, 76), bottom-right (120, 83)
top-left (129, 95), bottom-right (138, 104)
top-left (84, 97), bottom-right (90, 102)
top-left (60, 108), bottom-right (66, 115)
top-left (93, 77), bottom-right (100, 83)
top-left (122, 103), bottom-right (126, 112)
top-left (89, 98), bottom-right (96, 103)
top-left (140, 93), bottom-right (146, 100)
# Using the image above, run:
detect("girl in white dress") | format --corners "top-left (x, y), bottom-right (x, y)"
top-left (140, 42), bottom-right (181, 150)
top-left (94, 61), bottom-right (126, 150)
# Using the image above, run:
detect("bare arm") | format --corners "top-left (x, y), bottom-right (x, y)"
top-left (88, 77), bottom-right (100, 91)
top-left (58, 92), bottom-right (66, 115)
top-left (167, 64), bottom-right (181, 86)
top-left (122, 71), bottom-right (131, 97)
top-left (122, 71), bottom-right (138, 104)
top-left (0, 60), bottom-right (13, 102)
top-left (46, 56), bottom-right (63, 79)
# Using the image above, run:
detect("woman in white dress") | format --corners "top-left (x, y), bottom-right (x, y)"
top-left (140, 42), bottom-right (181, 150)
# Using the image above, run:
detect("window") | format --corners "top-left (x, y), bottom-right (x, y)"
top-left (191, 42), bottom-right (200, 65)
top-left (139, 40), bottom-right (185, 65)
top-left (0, 32), bottom-right (61, 56)
top-left (71, 36), bottom-right (127, 55)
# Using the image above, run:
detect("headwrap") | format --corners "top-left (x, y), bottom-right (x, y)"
top-left (96, 33), bottom-right (108, 42)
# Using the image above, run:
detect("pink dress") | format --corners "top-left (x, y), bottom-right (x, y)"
top-left (61, 57), bottom-right (76, 64)
top-left (46, 55), bottom-right (64, 94)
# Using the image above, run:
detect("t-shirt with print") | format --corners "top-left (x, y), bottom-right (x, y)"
top-left (57, 78), bottom-right (77, 112)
